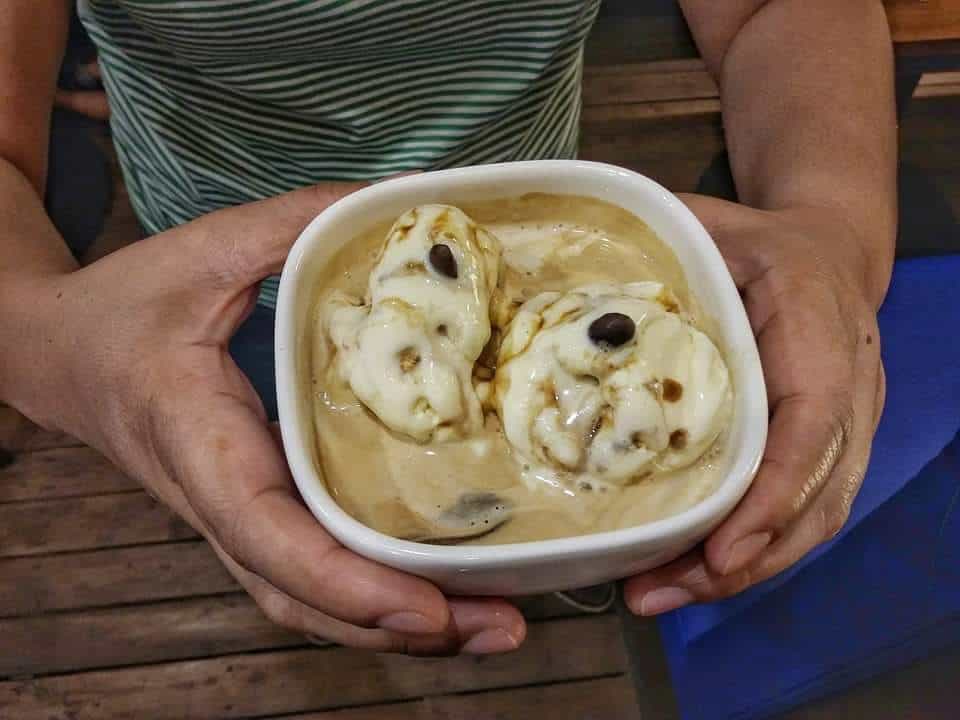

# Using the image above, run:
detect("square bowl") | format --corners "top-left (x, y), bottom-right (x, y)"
top-left (275, 160), bottom-right (766, 596)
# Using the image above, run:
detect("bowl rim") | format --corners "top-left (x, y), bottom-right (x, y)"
top-left (276, 159), bottom-right (767, 567)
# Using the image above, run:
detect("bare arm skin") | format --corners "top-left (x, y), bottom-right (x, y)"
top-left (686, 0), bottom-right (897, 301)
top-left (0, 1), bottom-right (76, 279)
top-left (0, 1), bottom-right (523, 655)
top-left (625, 0), bottom-right (896, 613)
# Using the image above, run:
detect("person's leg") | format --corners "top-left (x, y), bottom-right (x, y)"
top-left (45, 110), bottom-right (112, 262)
top-left (229, 303), bottom-right (279, 422)
top-left (45, 6), bottom-right (111, 261)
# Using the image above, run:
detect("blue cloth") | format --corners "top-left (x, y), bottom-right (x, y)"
top-left (659, 254), bottom-right (960, 719)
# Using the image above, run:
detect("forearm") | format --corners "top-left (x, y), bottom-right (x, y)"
top-left (0, 162), bottom-right (76, 410)
top-left (0, 0), bottom-right (77, 283)
top-left (0, 0), bottom-right (80, 405)
top-left (0, 158), bottom-right (79, 281)
top-left (682, 0), bottom-right (897, 306)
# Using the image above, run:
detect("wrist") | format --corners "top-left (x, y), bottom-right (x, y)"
top-left (0, 272), bottom-right (70, 422)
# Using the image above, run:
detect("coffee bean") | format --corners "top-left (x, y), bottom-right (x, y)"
top-left (588, 312), bottom-right (635, 347)
top-left (428, 244), bottom-right (458, 278)
top-left (669, 429), bottom-right (688, 450)
top-left (662, 378), bottom-right (684, 402)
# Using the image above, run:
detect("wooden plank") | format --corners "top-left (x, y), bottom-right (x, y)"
top-left (424, 674), bottom-right (639, 720)
top-left (275, 675), bottom-right (639, 720)
top-left (580, 109), bottom-right (725, 193)
top-left (0, 591), bottom-right (590, 677)
top-left (0, 406), bottom-right (80, 454)
top-left (0, 492), bottom-right (196, 558)
top-left (276, 700), bottom-right (423, 720)
top-left (584, 64), bottom-right (960, 110)
top-left (586, 0), bottom-right (696, 68)
top-left (0, 541), bottom-right (237, 618)
top-left (583, 60), bottom-right (716, 107)
top-left (0, 594), bottom-right (303, 678)
top-left (0, 446), bottom-right (136, 503)
top-left (0, 531), bottom-right (591, 620)
top-left (617, 604), bottom-right (681, 720)
top-left (887, 0), bottom-right (960, 44)
top-left (586, 15), bottom-right (697, 68)
top-left (0, 615), bottom-right (626, 720)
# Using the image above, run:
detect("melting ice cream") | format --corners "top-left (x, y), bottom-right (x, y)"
top-left (311, 194), bottom-right (734, 545)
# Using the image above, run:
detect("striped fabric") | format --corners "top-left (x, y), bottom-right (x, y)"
top-left (78, 0), bottom-right (601, 307)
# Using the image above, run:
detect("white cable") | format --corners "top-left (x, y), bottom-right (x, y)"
top-left (553, 582), bottom-right (617, 614)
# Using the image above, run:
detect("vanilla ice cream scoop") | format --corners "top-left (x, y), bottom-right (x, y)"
top-left (494, 283), bottom-right (730, 487)
top-left (326, 205), bottom-right (502, 442)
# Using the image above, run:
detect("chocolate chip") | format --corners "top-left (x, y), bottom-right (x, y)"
top-left (669, 429), bottom-right (688, 450)
top-left (0, 447), bottom-right (14, 469)
top-left (662, 378), bottom-right (684, 402)
top-left (398, 347), bottom-right (421, 373)
top-left (428, 244), bottom-right (458, 278)
top-left (588, 312), bottom-right (635, 347)
top-left (866, 333), bottom-right (873, 345)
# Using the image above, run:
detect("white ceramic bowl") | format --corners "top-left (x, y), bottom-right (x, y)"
top-left (275, 160), bottom-right (766, 596)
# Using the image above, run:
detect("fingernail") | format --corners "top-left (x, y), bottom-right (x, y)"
top-left (638, 587), bottom-right (695, 616)
top-left (722, 531), bottom-right (773, 575)
top-left (461, 628), bottom-right (519, 655)
top-left (377, 611), bottom-right (438, 635)
top-left (304, 633), bottom-right (328, 646)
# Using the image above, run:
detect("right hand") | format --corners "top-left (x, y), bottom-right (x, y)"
top-left (0, 183), bottom-right (526, 656)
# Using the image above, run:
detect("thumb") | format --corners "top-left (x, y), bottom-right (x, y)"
top-left (170, 181), bottom-right (368, 290)
top-left (676, 192), bottom-right (744, 236)
top-left (677, 192), bottom-right (770, 289)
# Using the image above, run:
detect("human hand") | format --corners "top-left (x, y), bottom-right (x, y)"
top-left (1, 183), bottom-right (525, 655)
top-left (624, 194), bottom-right (888, 615)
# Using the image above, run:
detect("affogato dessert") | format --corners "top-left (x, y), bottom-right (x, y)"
top-left (310, 194), bottom-right (732, 545)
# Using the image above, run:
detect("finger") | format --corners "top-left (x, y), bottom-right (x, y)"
top-left (93, 181), bottom-right (367, 311)
top-left (706, 309), bottom-right (880, 578)
top-left (676, 193), bottom-right (769, 287)
top-left (83, 60), bottom-right (102, 81)
top-left (624, 450), bottom-right (869, 615)
top-left (211, 533), bottom-right (524, 655)
top-left (704, 392), bottom-right (851, 576)
top-left (54, 90), bottom-right (111, 120)
top-left (128, 436), bottom-right (524, 656)
top-left (149, 376), bottom-right (451, 634)
top-left (676, 193), bottom-right (739, 232)
top-left (450, 597), bottom-right (526, 655)
top-left (71, 61), bottom-right (103, 91)
top-left (179, 181), bottom-right (367, 289)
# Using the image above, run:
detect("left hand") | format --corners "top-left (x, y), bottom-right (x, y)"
top-left (624, 194), bottom-right (888, 615)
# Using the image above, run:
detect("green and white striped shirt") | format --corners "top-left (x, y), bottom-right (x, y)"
top-left (78, 0), bottom-right (601, 306)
